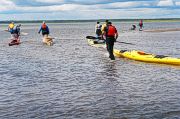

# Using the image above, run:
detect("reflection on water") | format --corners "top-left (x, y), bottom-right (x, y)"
top-left (0, 22), bottom-right (180, 119)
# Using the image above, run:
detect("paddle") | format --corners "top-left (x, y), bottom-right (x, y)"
top-left (116, 41), bottom-right (135, 45)
top-left (86, 36), bottom-right (98, 39)
top-left (4, 30), bottom-right (28, 36)
top-left (86, 36), bottom-right (135, 45)
top-left (21, 32), bottom-right (28, 36)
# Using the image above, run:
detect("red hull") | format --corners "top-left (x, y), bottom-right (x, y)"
top-left (9, 40), bottom-right (20, 46)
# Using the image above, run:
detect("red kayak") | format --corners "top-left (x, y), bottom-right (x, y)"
top-left (9, 39), bottom-right (20, 46)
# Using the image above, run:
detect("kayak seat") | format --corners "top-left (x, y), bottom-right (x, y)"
top-left (137, 51), bottom-right (150, 55)
top-left (154, 55), bottom-right (168, 59)
top-left (93, 41), bottom-right (98, 44)
top-left (120, 50), bottom-right (127, 53)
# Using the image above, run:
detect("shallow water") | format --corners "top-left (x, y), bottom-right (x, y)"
top-left (0, 22), bottom-right (180, 119)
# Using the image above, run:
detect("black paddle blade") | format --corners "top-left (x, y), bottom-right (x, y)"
top-left (86, 36), bottom-right (97, 39)
top-left (116, 41), bottom-right (135, 45)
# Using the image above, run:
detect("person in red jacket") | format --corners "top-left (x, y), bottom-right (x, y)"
top-left (104, 22), bottom-right (118, 60)
top-left (139, 20), bottom-right (143, 31)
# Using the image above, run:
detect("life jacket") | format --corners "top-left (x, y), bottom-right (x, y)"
top-left (42, 24), bottom-right (47, 29)
top-left (101, 23), bottom-right (107, 34)
top-left (106, 25), bottom-right (117, 37)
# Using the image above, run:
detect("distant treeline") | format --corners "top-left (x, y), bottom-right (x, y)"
top-left (1, 18), bottom-right (180, 24)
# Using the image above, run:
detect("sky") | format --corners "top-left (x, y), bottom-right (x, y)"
top-left (0, 0), bottom-right (180, 20)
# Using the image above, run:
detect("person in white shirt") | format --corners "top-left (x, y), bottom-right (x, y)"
top-left (95, 21), bottom-right (102, 39)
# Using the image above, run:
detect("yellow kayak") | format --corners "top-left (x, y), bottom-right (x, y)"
top-left (87, 38), bottom-right (180, 65)
top-left (114, 49), bottom-right (180, 65)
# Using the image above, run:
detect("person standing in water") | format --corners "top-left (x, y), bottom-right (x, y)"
top-left (95, 21), bottom-right (102, 39)
top-left (13, 24), bottom-right (21, 42)
top-left (8, 22), bottom-right (15, 38)
top-left (101, 20), bottom-right (109, 40)
top-left (104, 22), bottom-right (118, 60)
top-left (38, 21), bottom-right (50, 37)
top-left (8, 22), bottom-right (21, 42)
top-left (38, 21), bottom-right (53, 45)
top-left (139, 20), bottom-right (143, 31)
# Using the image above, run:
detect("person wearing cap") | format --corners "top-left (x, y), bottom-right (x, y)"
top-left (95, 21), bottom-right (102, 39)
top-left (8, 22), bottom-right (21, 41)
top-left (104, 22), bottom-right (118, 60)
top-left (8, 22), bottom-right (15, 34)
top-left (8, 24), bottom-right (21, 44)
top-left (38, 21), bottom-right (50, 36)
top-left (38, 21), bottom-right (53, 45)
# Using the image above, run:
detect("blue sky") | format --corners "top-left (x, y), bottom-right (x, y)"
top-left (0, 0), bottom-right (180, 20)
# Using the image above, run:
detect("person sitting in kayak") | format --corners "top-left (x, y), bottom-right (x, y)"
top-left (95, 21), bottom-right (102, 39)
top-left (131, 24), bottom-right (136, 30)
top-left (38, 21), bottom-right (50, 37)
top-left (104, 22), bottom-right (118, 60)
top-left (139, 20), bottom-right (143, 31)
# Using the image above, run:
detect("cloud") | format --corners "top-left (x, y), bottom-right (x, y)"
top-left (0, 0), bottom-right (16, 11)
top-left (35, 0), bottom-right (64, 3)
top-left (0, 1), bottom-right (155, 12)
top-left (157, 0), bottom-right (174, 6)
top-left (175, 1), bottom-right (180, 5)
top-left (0, 0), bottom-right (180, 20)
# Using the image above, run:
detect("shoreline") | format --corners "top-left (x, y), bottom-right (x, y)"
top-left (1, 18), bottom-right (180, 24)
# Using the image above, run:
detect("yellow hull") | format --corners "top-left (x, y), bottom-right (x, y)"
top-left (88, 38), bottom-right (180, 65)
top-left (114, 49), bottom-right (180, 65)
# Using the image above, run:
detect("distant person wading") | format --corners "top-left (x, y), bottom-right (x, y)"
top-left (38, 21), bottom-right (54, 46)
top-left (95, 21), bottom-right (102, 39)
top-left (38, 21), bottom-right (50, 37)
top-left (139, 20), bottom-right (143, 31)
top-left (8, 22), bottom-right (21, 42)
